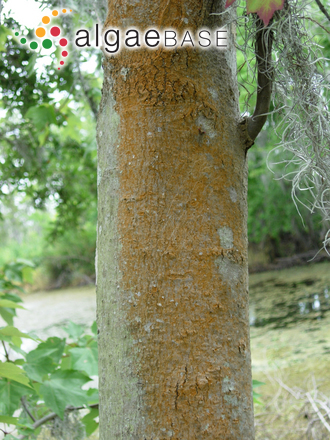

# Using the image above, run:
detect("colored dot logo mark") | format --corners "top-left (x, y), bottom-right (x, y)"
top-left (13, 8), bottom-right (72, 70)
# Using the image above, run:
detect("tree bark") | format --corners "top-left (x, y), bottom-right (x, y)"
top-left (96, 0), bottom-right (255, 438)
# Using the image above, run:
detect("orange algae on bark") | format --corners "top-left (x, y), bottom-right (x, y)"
top-left (97, 1), bottom-right (255, 439)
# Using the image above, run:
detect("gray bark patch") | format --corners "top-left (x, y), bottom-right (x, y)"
top-left (215, 256), bottom-right (242, 289)
top-left (217, 226), bottom-right (233, 249)
top-left (227, 187), bottom-right (238, 203)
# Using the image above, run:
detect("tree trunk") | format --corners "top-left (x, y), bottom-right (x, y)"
top-left (96, 0), bottom-right (255, 438)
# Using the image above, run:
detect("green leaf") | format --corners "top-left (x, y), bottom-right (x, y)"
top-left (25, 104), bottom-right (57, 131)
top-left (23, 355), bottom-right (55, 383)
top-left (11, 337), bottom-right (22, 348)
top-left (252, 379), bottom-right (266, 388)
top-left (86, 387), bottom-right (99, 405)
top-left (91, 320), bottom-right (97, 335)
top-left (0, 293), bottom-right (24, 325)
top-left (0, 379), bottom-right (31, 416)
top-left (0, 307), bottom-right (16, 326)
top-left (60, 355), bottom-right (72, 370)
top-left (69, 343), bottom-right (98, 376)
top-left (252, 380), bottom-right (265, 405)
top-left (81, 407), bottom-right (99, 436)
top-left (39, 370), bottom-right (90, 418)
top-left (32, 381), bottom-right (41, 397)
top-left (0, 299), bottom-right (24, 309)
top-left (0, 326), bottom-right (35, 340)
top-left (0, 415), bottom-right (19, 425)
top-left (23, 337), bottom-right (66, 382)
top-left (26, 337), bottom-right (66, 364)
top-left (63, 321), bottom-right (85, 340)
top-left (3, 292), bottom-right (23, 303)
top-left (0, 362), bottom-right (31, 387)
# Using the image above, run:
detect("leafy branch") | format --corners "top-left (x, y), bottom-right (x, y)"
top-left (0, 261), bottom-right (99, 439)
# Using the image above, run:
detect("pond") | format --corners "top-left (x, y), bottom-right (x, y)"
top-left (249, 260), bottom-right (330, 372)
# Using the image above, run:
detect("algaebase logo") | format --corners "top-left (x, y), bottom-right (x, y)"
top-left (12, 8), bottom-right (71, 70)
top-left (12, 8), bottom-right (229, 72)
